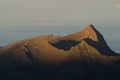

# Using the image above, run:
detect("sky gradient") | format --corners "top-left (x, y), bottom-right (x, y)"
top-left (0, 0), bottom-right (120, 52)
top-left (0, 0), bottom-right (120, 26)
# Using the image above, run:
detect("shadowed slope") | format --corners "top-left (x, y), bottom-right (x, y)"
top-left (0, 24), bottom-right (120, 80)
top-left (50, 40), bottom-right (80, 51)
top-left (0, 24), bottom-right (119, 64)
top-left (63, 24), bottom-right (118, 56)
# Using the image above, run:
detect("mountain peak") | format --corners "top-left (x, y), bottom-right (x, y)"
top-left (83, 24), bottom-right (98, 41)
top-left (64, 24), bottom-right (98, 42)
top-left (63, 24), bottom-right (117, 56)
top-left (84, 24), bottom-right (95, 31)
top-left (82, 24), bottom-right (117, 56)
top-left (87, 24), bottom-right (94, 28)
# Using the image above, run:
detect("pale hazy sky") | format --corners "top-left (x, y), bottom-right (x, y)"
top-left (0, 0), bottom-right (120, 27)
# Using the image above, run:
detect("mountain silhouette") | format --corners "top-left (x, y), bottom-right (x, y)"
top-left (0, 24), bottom-right (120, 80)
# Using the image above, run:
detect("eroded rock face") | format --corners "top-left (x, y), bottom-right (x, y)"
top-left (0, 24), bottom-right (120, 80)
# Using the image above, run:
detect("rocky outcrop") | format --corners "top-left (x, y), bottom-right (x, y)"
top-left (0, 24), bottom-right (120, 80)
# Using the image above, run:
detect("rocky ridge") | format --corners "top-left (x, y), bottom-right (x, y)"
top-left (0, 24), bottom-right (120, 80)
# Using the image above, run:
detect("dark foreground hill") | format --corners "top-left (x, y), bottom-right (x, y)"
top-left (0, 24), bottom-right (120, 80)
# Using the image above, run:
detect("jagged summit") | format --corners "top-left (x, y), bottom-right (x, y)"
top-left (88, 24), bottom-right (94, 28)
top-left (0, 24), bottom-right (120, 80)
top-left (0, 25), bottom-right (119, 62)
top-left (62, 24), bottom-right (101, 42)
top-left (81, 24), bottom-right (98, 41)
top-left (1, 24), bottom-right (118, 56)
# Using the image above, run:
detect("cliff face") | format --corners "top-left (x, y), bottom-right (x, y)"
top-left (0, 24), bottom-right (120, 80)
